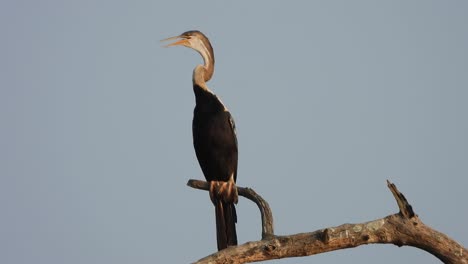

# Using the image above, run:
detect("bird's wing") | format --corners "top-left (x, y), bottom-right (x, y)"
top-left (228, 112), bottom-right (238, 150)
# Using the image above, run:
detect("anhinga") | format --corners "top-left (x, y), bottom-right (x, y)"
top-left (163, 30), bottom-right (238, 250)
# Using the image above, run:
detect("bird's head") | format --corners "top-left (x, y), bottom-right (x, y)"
top-left (162, 30), bottom-right (214, 64)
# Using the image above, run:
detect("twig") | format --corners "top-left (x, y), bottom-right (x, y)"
top-left (187, 179), bottom-right (274, 238)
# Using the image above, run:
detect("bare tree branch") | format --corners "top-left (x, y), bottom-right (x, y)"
top-left (187, 179), bottom-right (274, 239)
top-left (187, 180), bottom-right (468, 264)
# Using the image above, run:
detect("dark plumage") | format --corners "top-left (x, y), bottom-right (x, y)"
top-left (192, 86), bottom-right (238, 184)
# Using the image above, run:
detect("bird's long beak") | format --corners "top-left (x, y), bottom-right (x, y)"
top-left (161, 35), bottom-right (189, 47)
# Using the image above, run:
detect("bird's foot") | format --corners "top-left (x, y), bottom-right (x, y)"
top-left (209, 180), bottom-right (238, 204)
top-left (209, 181), bottom-right (219, 204)
top-left (219, 180), bottom-right (238, 204)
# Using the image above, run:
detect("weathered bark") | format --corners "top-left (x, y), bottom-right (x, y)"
top-left (187, 179), bottom-right (274, 239)
top-left (187, 180), bottom-right (467, 264)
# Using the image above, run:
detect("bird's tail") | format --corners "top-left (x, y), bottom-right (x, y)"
top-left (215, 200), bottom-right (237, 250)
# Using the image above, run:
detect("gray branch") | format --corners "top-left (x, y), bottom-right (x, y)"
top-left (187, 180), bottom-right (468, 264)
top-left (187, 179), bottom-right (274, 238)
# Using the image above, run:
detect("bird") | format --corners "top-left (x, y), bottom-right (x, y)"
top-left (162, 30), bottom-right (238, 251)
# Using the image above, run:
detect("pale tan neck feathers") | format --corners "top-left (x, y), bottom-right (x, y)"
top-left (190, 37), bottom-right (215, 90)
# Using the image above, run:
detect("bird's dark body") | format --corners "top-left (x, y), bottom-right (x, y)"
top-left (192, 85), bottom-right (238, 249)
top-left (192, 87), bottom-right (238, 183)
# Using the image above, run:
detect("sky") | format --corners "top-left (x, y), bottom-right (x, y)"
top-left (1, 1), bottom-right (467, 263)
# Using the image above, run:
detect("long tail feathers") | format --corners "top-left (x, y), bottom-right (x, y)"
top-left (215, 201), bottom-right (237, 250)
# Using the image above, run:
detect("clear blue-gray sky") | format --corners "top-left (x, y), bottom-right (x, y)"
top-left (1, 1), bottom-right (467, 263)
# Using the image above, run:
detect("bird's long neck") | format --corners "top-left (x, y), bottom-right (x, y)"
top-left (191, 42), bottom-right (227, 112)
top-left (192, 44), bottom-right (215, 92)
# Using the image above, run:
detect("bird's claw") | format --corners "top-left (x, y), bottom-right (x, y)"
top-left (209, 180), bottom-right (238, 204)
